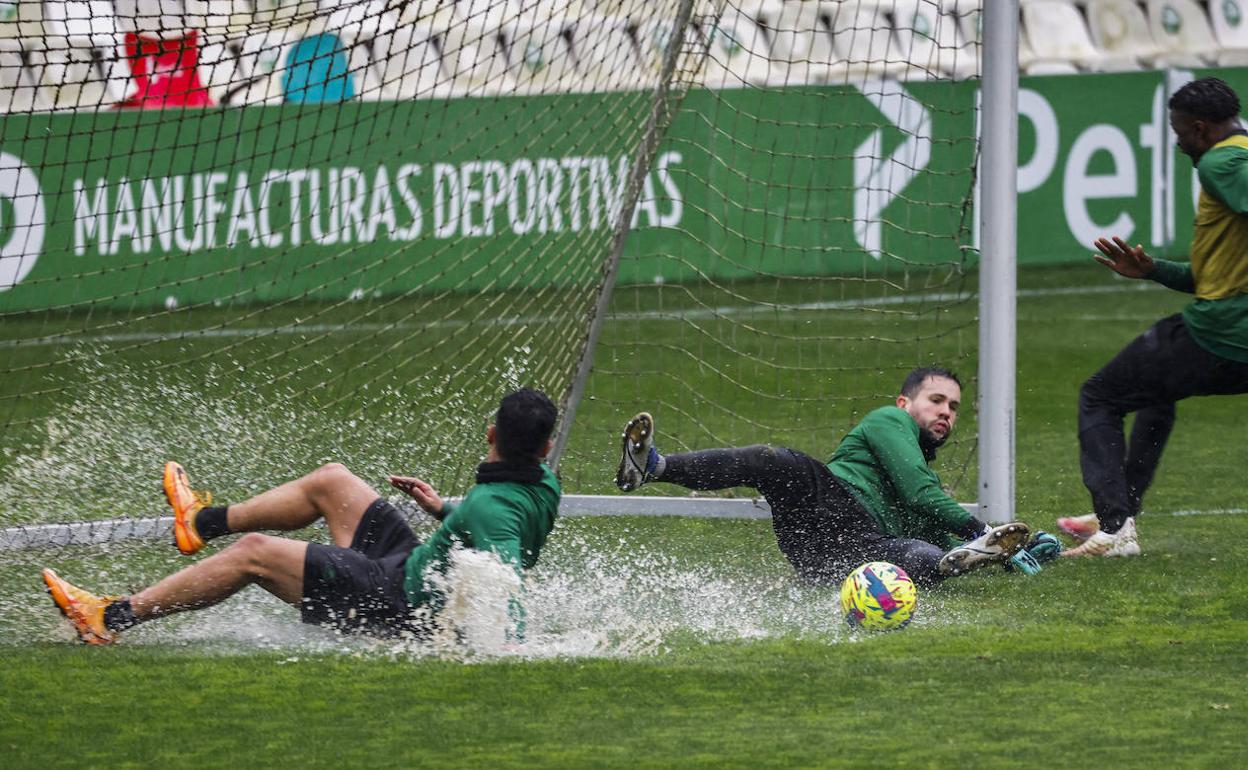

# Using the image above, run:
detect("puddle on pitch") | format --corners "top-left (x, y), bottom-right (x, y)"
top-left (3, 532), bottom-right (966, 661)
top-left (0, 352), bottom-right (962, 661)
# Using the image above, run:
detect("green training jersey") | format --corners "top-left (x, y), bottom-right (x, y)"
top-left (402, 463), bottom-right (561, 611)
top-left (825, 406), bottom-right (972, 550)
top-left (1148, 133), bottom-right (1248, 362)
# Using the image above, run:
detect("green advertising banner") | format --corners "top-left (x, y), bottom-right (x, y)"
top-left (1, 69), bottom-right (1245, 311)
top-left (1012, 69), bottom-right (1248, 265)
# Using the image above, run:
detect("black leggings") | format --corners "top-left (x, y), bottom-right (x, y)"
top-left (1079, 314), bottom-right (1248, 531)
top-left (661, 445), bottom-right (949, 586)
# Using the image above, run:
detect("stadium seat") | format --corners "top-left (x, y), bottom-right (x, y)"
top-left (768, 0), bottom-right (826, 84)
top-left (571, 15), bottom-right (648, 92)
top-left (633, 15), bottom-right (695, 80)
top-left (1018, 36), bottom-right (1079, 75)
top-left (282, 31), bottom-right (356, 102)
top-left (117, 29), bottom-right (214, 107)
top-left (186, 0), bottom-right (253, 37)
top-left (452, 0), bottom-right (534, 27)
top-left (1206, 0), bottom-right (1248, 65)
top-left (40, 1), bottom-right (129, 108)
top-left (252, 0), bottom-right (319, 25)
top-left (326, 1), bottom-right (398, 100)
top-left (0, 0), bottom-right (40, 40)
top-left (113, 0), bottom-right (193, 38)
top-left (772, 0), bottom-right (915, 85)
top-left (693, 1), bottom-right (783, 88)
top-left (372, 19), bottom-right (448, 100)
top-left (946, 0), bottom-right (1056, 76)
top-left (1145, 0), bottom-right (1218, 67)
top-left (890, 0), bottom-right (977, 79)
top-left (945, 0), bottom-right (981, 49)
top-left (827, 0), bottom-right (920, 81)
top-left (200, 23), bottom-right (293, 105)
top-left (438, 16), bottom-right (514, 96)
top-left (1085, 0), bottom-right (1165, 67)
top-left (0, 39), bottom-right (53, 113)
top-left (1022, 0), bottom-right (1137, 71)
top-left (498, 14), bottom-right (577, 94)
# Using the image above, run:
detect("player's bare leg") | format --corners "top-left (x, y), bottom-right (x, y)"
top-left (224, 463), bottom-right (380, 547)
top-left (129, 534), bottom-right (309, 620)
top-left (43, 534), bottom-right (308, 643)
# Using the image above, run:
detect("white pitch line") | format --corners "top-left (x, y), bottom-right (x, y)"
top-left (0, 282), bottom-right (1163, 349)
top-left (1, 498), bottom-right (1240, 550)
top-left (1165, 507), bottom-right (1248, 517)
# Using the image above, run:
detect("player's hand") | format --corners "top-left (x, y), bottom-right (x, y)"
top-left (389, 475), bottom-right (443, 516)
top-left (1092, 236), bottom-right (1155, 279)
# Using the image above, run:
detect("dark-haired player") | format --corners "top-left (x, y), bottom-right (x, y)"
top-left (1065, 77), bottom-right (1248, 557)
top-left (616, 367), bottom-right (1046, 587)
top-left (42, 388), bottom-right (561, 644)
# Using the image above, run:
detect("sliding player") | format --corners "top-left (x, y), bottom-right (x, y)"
top-left (42, 388), bottom-right (561, 644)
top-left (616, 367), bottom-right (1056, 585)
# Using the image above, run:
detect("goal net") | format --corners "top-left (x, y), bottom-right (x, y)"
top-left (0, 0), bottom-right (982, 549)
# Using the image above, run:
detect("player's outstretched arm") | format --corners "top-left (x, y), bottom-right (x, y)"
top-left (389, 475), bottom-right (447, 520)
top-left (1092, 236), bottom-right (1154, 279)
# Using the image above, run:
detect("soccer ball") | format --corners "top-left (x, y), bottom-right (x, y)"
top-left (840, 561), bottom-right (917, 632)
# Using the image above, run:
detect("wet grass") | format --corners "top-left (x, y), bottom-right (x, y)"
top-left (3, 513), bottom-right (1246, 768)
top-left (2, 263), bottom-right (1247, 766)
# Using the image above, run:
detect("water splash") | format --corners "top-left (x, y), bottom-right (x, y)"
top-left (0, 348), bottom-right (525, 527)
top-left (0, 349), bottom-right (966, 660)
top-left (3, 527), bottom-right (974, 662)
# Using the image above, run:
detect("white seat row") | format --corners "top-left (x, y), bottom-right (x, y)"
top-left (2, 0), bottom-right (1246, 112)
top-left (687, 0), bottom-right (980, 86)
top-left (696, 0), bottom-right (1248, 83)
top-left (1023, 0), bottom-right (1248, 74)
top-left (0, 1), bottom-right (676, 110)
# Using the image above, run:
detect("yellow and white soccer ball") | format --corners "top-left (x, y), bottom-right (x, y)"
top-left (840, 561), bottom-right (917, 632)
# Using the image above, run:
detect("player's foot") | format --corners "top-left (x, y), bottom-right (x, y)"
top-left (1004, 532), bottom-right (1063, 575)
top-left (41, 568), bottom-right (119, 645)
top-left (1061, 517), bottom-right (1140, 558)
top-left (163, 461), bottom-right (212, 555)
top-left (1025, 531), bottom-right (1063, 563)
top-left (1057, 513), bottom-right (1099, 542)
top-left (1006, 548), bottom-right (1043, 575)
top-left (939, 522), bottom-right (1030, 577)
top-left (615, 412), bottom-right (661, 492)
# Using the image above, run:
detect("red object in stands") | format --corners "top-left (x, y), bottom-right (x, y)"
top-left (117, 30), bottom-right (213, 108)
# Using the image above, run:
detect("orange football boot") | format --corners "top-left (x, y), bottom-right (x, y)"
top-left (42, 568), bottom-right (118, 645)
top-left (163, 461), bottom-right (212, 555)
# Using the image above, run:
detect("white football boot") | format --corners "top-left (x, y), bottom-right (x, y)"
top-left (615, 412), bottom-right (657, 492)
top-left (939, 522), bottom-right (1031, 576)
top-left (1060, 517), bottom-right (1140, 557)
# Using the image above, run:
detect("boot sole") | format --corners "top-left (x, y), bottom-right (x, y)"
top-left (940, 522), bottom-right (1030, 576)
top-left (615, 412), bottom-right (654, 492)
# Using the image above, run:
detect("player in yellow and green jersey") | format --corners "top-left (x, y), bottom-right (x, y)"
top-left (41, 388), bottom-right (561, 644)
top-left (1066, 77), bottom-right (1248, 558)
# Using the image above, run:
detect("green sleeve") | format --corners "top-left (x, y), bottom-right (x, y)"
top-left (449, 508), bottom-right (520, 570)
top-left (1197, 144), bottom-right (1248, 214)
top-left (1147, 259), bottom-right (1196, 294)
top-left (861, 409), bottom-right (973, 534)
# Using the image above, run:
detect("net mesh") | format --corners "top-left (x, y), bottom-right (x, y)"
top-left (560, 0), bottom-right (982, 492)
top-left (0, 0), bottom-right (982, 544)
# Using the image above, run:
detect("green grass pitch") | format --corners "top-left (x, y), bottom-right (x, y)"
top-left (1, 263), bottom-right (1246, 768)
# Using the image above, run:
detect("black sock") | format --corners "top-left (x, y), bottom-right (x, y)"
top-left (195, 506), bottom-right (231, 541)
top-left (103, 599), bottom-right (138, 632)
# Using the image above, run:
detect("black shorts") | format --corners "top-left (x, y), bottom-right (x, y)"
top-left (662, 445), bottom-right (951, 586)
top-left (301, 498), bottom-right (421, 635)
